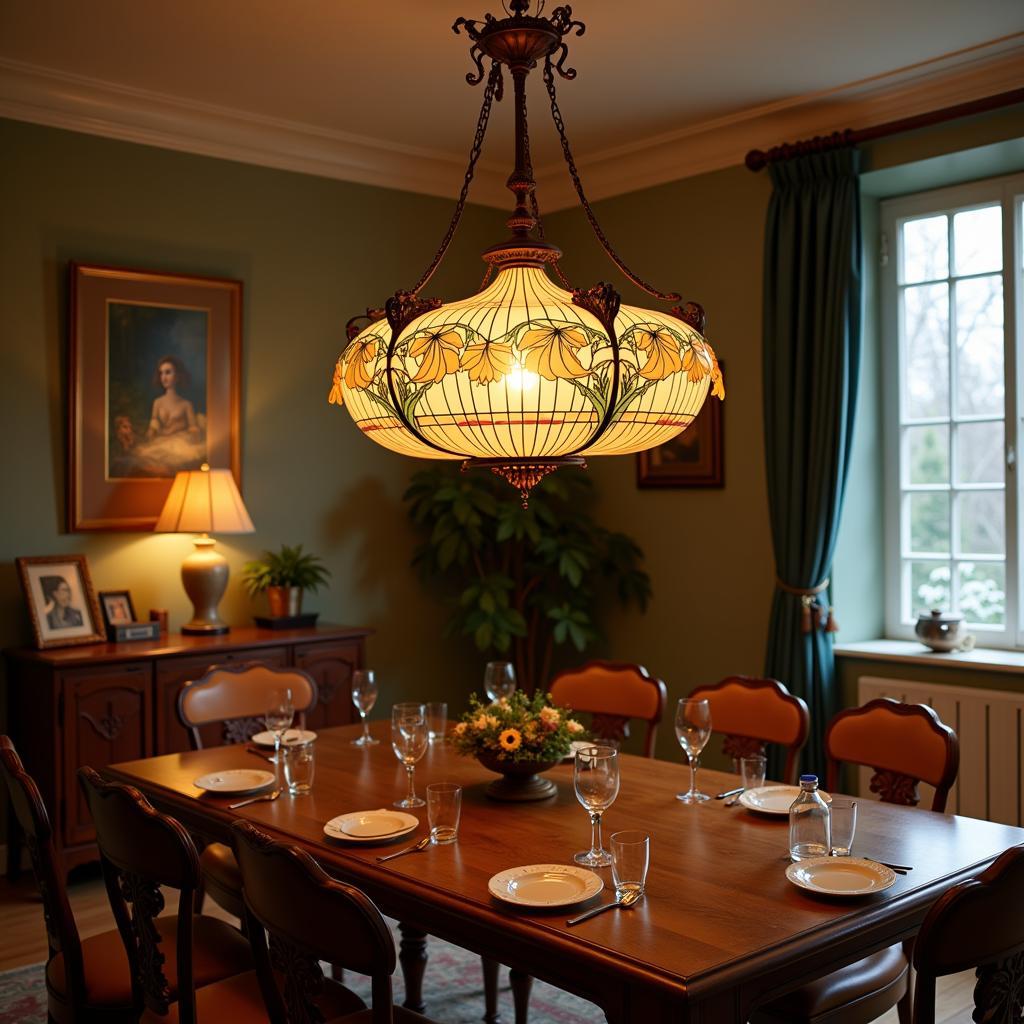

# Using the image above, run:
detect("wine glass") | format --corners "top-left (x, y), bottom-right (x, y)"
top-left (351, 670), bottom-right (379, 746)
top-left (391, 703), bottom-right (429, 808)
top-left (675, 698), bottom-right (712, 803)
top-left (573, 745), bottom-right (620, 867)
top-left (265, 687), bottom-right (294, 767)
top-left (484, 661), bottom-right (516, 703)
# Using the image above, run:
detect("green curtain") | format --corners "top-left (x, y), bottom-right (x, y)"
top-left (762, 148), bottom-right (862, 777)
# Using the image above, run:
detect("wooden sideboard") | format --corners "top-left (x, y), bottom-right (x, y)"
top-left (4, 623), bottom-right (370, 877)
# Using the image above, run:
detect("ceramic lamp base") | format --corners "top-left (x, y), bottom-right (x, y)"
top-left (180, 535), bottom-right (230, 635)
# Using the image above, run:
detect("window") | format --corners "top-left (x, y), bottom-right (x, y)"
top-left (883, 174), bottom-right (1024, 647)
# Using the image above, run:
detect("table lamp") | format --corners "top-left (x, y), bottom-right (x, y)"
top-left (154, 463), bottom-right (254, 635)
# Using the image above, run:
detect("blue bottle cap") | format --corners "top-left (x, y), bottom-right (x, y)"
top-left (800, 774), bottom-right (818, 783)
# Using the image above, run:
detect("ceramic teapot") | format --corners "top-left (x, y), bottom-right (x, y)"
top-left (915, 609), bottom-right (975, 653)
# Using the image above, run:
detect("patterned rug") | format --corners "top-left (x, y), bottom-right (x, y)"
top-left (0, 921), bottom-right (603, 1023)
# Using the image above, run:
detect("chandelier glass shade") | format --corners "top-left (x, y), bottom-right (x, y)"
top-left (329, 1), bottom-right (723, 502)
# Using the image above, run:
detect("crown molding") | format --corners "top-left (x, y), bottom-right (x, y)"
top-left (1, 35), bottom-right (1022, 213)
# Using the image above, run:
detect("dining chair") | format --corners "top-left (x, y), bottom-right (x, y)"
top-left (0, 736), bottom-right (139, 1024)
top-left (752, 699), bottom-right (960, 1024)
top-left (912, 844), bottom-right (1024, 1023)
top-left (687, 675), bottom-right (809, 784)
top-left (177, 660), bottom-right (319, 920)
top-left (76, 766), bottom-right (258, 1022)
top-left (548, 660), bottom-right (668, 757)
top-left (232, 819), bottom-right (437, 1023)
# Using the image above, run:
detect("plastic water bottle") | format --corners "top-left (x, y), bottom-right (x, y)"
top-left (789, 774), bottom-right (831, 862)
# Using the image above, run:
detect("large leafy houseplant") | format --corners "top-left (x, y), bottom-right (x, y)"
top-left (403, 466), bottom-right (651, 693)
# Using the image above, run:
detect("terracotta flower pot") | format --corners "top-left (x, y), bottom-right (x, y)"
top-left (476, 750), bottom-right (559, 802)
top-left (267, 586), bottom-right (302, 618)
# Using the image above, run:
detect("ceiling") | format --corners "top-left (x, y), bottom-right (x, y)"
top-left (1, 1), bottom-right (1022, 208)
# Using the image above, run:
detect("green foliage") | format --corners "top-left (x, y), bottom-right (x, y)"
top-left (403, 466), bottom-right (651, 691)
top-left (242, 544), bottom-right (331, 596)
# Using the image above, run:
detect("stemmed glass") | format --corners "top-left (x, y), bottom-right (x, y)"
top-left (391, 703), bottom-right (429, 808)
top-left (265, 687), bottom-right (294, 768)
top-left (484, 661), bottom-right (516, 703)
top-left (573, 745), bottom-right (620, 867)
top-left (351, 670), bottom-right (379, 746)
top-left (675, 698), bottom-right (712, 803)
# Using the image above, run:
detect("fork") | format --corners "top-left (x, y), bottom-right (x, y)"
top-left (229, 788), bottom-right (281, 810)
top-left (376, 836), bottom-right (431, 862)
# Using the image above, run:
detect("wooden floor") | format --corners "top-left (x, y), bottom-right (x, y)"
top-left (0, 868), bottom-right (978, 1022)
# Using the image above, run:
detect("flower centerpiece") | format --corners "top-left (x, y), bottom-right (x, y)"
top-left (453, 691), bottom-right (585, 802)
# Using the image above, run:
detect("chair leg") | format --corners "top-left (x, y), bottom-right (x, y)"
top-left (509, 969), bottom-right (533, 1024)
top-left (398, 922), bottom-right (428, 1013)
top-left (481, 958), bottom-right (501, 1023)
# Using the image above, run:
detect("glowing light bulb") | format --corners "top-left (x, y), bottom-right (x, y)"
top-left (506, 360), bottom-right (538, 391)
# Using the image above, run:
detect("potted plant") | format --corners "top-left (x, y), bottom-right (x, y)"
top-left (242, 544), bottom-right (331, 618)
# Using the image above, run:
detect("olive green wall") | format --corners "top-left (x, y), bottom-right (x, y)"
top-left (0, 118), bottom-right (507, 727)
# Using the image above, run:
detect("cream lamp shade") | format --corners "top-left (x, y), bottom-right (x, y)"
top-left (155, 464), bottom-right (253, 635)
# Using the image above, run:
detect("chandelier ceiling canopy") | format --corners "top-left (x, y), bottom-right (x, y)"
top-left (330, 0), bottom-right (724, 505)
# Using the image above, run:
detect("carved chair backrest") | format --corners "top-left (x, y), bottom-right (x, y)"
top-left (0, 736), bottom-right (86, 1004)
top-left (548, 661), bottom-right (667, 758)
top-left (687, 677), bottom-right (810, 784)
top-left (177, 661), bottom-right (318, 750)
top-left (912, 845), bottom-right (1024, 1023)
top-left (825, 698), bottom-right (959, 812)
top-left (232, 820), bottom-right (398, 1023)
top-left (77, 767), bottom-right (202, 1023)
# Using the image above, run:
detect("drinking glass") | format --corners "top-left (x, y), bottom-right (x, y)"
top-left (830, 800), bottom-right (858, 857)
top-left (391, 703), bottom-right (429, 808)
top-left (427, 702), bottom-right (448, 743)
top-left (351, 670), bottom-right (379, 746)
top-left (610, 830), bottom-right (650, 899)
top-left (283, 739), bottom-right (315, 795)
top-left (675, 698), bottom-right (712, 803)
top-left (483, 661), bottom-right (516, 703)
top-left (265, 688), bottom-right (294, 767)
top-left (740, 754), bottom-right (767, 793)
top-left (573, 745), bottom-right (620, 867)
top-left (427, 782), bottom-right (462, 844)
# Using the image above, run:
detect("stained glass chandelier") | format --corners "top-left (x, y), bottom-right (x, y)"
top-left (330, 0), bottom-right (724, 505)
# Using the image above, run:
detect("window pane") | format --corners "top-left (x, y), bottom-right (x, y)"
top-left (957, 491), bottom-right (1004, 556)
top-left (910, 560), bottom-right (951, 616)
top-left (955, 421), bottom-right (1004, 485)
top-left (953, 206), bottom-right (1002, 276)
top-left (902, 214), bottom-right (948, 284)
top-left (957, 561), bottom-right (1006, 627)
top-left (906, 425), bottom-right (949, 484)
top-left (955, 275), bottom-right (1004, 417)
top-left (909, 492), bottom-right (950, 554)
top-left (903, 283), bottom-right (949, 418)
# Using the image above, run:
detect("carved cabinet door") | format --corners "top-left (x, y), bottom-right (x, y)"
top-left (294, 641), bottom-right (363, 729)
top-left (62, 663), bottom-right (152, 848)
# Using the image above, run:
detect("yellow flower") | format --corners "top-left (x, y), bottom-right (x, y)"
top-left (409, 329), bottom-right (461, 383)
top-left (461, 341), bottom-right (515, 385)
top-left (473, 714), bottom-right (490, 731)
top-left (635, 327), bottom-right (682, 381)
top-left (567, 719), bottom-right (584, 734)
top-left (343, 338), bottom-right (377, 390)
top-left (523, 721), bottom-right (539, 740)
top-left (328, 359), bottom-right (344, 406)
top-left (499, 728), bottom-right (522, 752)
top-left (539, 706), bottom-right (561, 730)
top-left (709, 345), bottom-right (725, 400)
top-left (682, 337), bottom-right (714, 384)
top-left (453, 722), bottom-right (467, 737)
top-left (485, 714), bottom-right (499, 730)
top-left (518, 325), bottom-right (589, 381)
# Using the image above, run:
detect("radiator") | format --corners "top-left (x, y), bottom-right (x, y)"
top-left (856, 676), bottom-right (1024, 826)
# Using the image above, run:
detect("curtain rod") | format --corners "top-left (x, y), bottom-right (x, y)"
top-left (745, 88), bottom-right (1024, 172)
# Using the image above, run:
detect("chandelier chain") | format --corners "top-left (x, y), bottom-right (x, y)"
top-left (543, 58), bottom-right (681, 303)
top-left (411, 60), bottom-right (504, 297)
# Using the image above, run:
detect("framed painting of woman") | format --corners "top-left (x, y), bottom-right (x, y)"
top-left (17, 555), bottom-right (105, 649)
top-left (68, 264), bottom-right (242, 530)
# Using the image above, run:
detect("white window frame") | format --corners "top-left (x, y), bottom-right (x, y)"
top-left (882, 172), bottom-right (1024, 648)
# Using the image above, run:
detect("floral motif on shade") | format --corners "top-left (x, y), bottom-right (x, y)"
top-left (331, 266), bottom-right (723, 462)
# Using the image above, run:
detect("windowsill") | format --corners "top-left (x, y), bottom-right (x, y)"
top-left (834, 639), bottom-right (1024, 674)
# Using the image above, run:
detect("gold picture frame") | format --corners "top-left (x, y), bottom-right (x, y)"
top-left (17, 554), bottom-right (105, 650)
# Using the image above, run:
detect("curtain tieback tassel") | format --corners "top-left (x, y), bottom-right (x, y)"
top-left (774, 576), bottom-right (836, 634)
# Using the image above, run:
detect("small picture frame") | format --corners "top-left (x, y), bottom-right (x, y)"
top-left (16, 555), bottom-right (105, 649)
top-left (99, 590), bottom-right (137, 632)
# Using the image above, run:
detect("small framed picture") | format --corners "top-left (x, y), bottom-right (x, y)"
top-left (99, 590), bottom-right (137, 631)
top-left (16, 555), bottom-right (105, 649)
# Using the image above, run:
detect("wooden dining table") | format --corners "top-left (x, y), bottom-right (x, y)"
top-left (103, 723), bottom-right (1024, 1023)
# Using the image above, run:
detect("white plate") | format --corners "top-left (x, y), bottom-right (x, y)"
top-left (739, 785), bottom-right (832, 816)
top-left (323, 809), bottom-right (419, 843)
top-left (487, 864), bottom-right (604, 908)
top-left (193, 769), bottom-right (276, 795)
top-left (250, 729), bottom-right (318, 748)
top-left (786, 857), bottom-right (897, 897)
